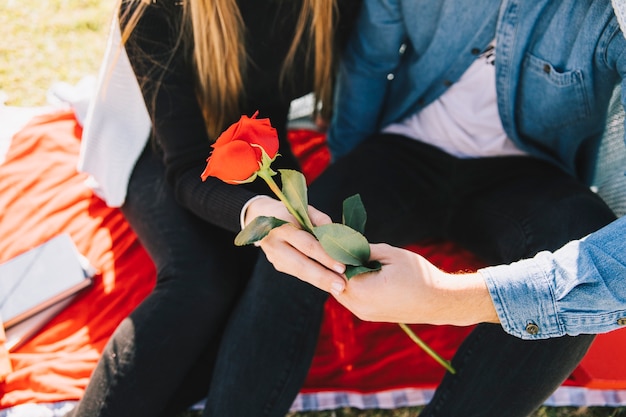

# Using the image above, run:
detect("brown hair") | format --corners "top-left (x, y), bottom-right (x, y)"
top-left (120, 0), bottom-right (337, 139)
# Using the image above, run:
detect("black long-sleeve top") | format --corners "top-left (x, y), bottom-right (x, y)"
top-left (121, 0), bottom-right (359, 233)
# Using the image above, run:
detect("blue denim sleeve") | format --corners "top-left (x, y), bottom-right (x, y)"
top-left (327, 0), bottom-right (406, 159)
top-left (479, 215), bottom-right (626, 340)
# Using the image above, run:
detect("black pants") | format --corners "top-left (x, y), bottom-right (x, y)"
top-left (203, 134), bottom-right (616, 417)
top-left (67, 145), bottom-right (259, 417)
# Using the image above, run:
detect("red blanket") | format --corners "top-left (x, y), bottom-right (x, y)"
top-left (1, 110), bottom-right (625, 410)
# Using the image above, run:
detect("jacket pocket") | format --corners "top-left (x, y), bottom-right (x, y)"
top-left (518, 53), bottom-right (591, 136)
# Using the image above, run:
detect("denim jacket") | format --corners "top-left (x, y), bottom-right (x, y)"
top-left (328, 0), bottom-right (626, 339)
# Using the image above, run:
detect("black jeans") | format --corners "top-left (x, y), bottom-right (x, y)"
top-left (203, 134), bottom-right (617, 416)
top-left (67, 145), bottom-right (259, 417)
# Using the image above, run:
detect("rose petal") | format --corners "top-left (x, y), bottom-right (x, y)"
top-left (239, 116), bottom-right (279, 159)
top-left (213, 116), bottom-right (243, 146)
top-left (202, 141), bottom-right (260, 184)
top-left (205, 113), bottom-right (280, 183)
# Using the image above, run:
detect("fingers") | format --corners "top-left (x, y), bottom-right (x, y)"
top-left (283, 226), bottom-right (345, 272)
top-left (307, 205), bottom-right (332, 226)
top-left (244, 196), bottom-right (292, 226)
top-left (368, 242), bottom-right (394, 262)
top-left (248, 200), bottom-right (348, 294)
top-left (259, 224), bottom-right (347, 295)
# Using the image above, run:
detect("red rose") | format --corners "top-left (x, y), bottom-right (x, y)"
top-left (199, 113), bottom-right (451, 374)
top-left (201, 111), bottom-right (279, 184)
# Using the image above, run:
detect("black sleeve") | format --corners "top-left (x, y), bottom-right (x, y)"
top-left (120, 0), bottom-right (256, 233)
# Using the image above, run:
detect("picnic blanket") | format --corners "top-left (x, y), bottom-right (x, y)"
top-left (1, 107), bottom-right (626, 416)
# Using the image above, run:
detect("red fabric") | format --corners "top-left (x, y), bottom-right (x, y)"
top-left (0, 325), bottom-right (10, 383)
top-left (0, 113), bottom-right (624, 410)
top-left (0, 111), bottom-right (155, 407)
top-left (303, 243), bottom-right (479, 393)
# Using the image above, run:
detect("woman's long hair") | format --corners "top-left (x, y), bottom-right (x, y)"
top-left (120, 0), bottom-right (337, 139)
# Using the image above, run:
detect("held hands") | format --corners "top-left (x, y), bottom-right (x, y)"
top-left (246, 197), bottom-right (499, 328)
top-left (246, 197), bottom-right (499, 374)
top-left (244, 198), bottom-right (441, 324)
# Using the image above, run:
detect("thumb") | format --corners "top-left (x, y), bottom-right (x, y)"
top-left (307, 205), bottom-right (333, 226)
top-left (368, 242), bottom-right (393, 262)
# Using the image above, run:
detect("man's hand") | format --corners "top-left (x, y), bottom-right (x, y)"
top-left (334, 243), bottom-right (499, 326)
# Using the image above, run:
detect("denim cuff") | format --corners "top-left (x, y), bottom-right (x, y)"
top-left (479, 257), bottom-right (564, 340)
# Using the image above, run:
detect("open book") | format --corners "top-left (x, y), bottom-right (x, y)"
top-left (0, 233), bottom-right (96, 350)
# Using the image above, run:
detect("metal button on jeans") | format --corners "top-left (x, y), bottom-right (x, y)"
top-left (525, 322), bottom-right (540, 335)
top-left (617, 318), bottom-right (626, 326)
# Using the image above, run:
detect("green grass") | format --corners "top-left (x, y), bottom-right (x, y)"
top-left (3, 1), bottom-right (625, 416)
top-left (0, 0), bottom-right (115, 106)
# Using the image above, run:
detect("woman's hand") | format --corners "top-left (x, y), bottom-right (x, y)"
top-left (244, 196), bottom-right (347, 287)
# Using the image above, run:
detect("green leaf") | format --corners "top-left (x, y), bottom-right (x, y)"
top-left (234, 216), bottom-right (288, 246)
top-left (342, 194), bottom-right (367, 234)
top-left (313, 223), bottom-right (370, 266)
top-left (345, 260), bottom-right (382, 279)
top-left (279, 169), bottom-right (314, 231)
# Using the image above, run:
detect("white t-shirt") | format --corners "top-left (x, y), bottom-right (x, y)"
top-left (383, 42), bottom-right (527, 158)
